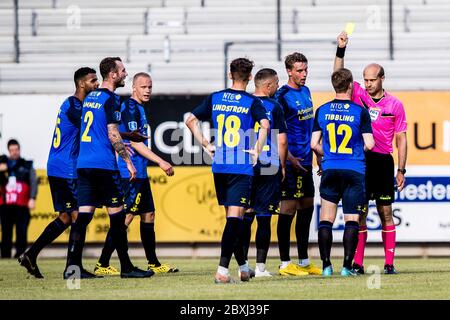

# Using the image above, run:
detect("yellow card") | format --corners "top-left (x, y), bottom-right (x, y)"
top-left (345, 22), bottom-right (355, 36)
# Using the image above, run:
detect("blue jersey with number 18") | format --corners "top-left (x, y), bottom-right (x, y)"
top-left (192, 89), bottom-right (268, 176)
top-left (313, 99), bottom-right (372, 174)
top-left (77, 88), bottom-right (122, 171)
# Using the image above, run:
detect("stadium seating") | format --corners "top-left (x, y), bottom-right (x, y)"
top-left (0, 0), bottom-right (449, 94)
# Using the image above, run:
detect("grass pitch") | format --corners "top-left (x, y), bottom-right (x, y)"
top-left (0, 257), bottom-right (449, 300)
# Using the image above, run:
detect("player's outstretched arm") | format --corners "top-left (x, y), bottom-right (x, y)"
top-left (334, 31), bottom-right (348, 72)
top-left (185, 113), bottom-right (215, 157)
top-left (130, 141), bottom-right (174, 176)
top-left (120, 130), bottom-right (150, 143)
top-left (108, 123), bottom-right (136, 180)
top-left (362, 133), bottom-right (375, 152)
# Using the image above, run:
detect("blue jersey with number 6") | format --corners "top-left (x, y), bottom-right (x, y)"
top-left (118, 98), bottom-right (149, 179)
top-left (192, 89), bottom-right (268, 176)
top-left (313, 99), bottom-right (372, 174)
top-left (77, 88), bottom-right (122, 171)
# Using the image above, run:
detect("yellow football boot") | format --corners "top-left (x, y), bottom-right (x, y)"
top-left (148, 263), bottom-right (179, 273)
top-left (94, 262), bottom-right (120, 276)
top-left (278, 262), bottom-right (309, 276)
top-left (296, 263), bottom-right (322, 275)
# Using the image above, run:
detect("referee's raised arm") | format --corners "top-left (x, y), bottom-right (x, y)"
top-left (334, 31), bottom-right (348, 72)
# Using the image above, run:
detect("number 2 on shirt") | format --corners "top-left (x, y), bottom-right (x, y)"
top-left (326, 123), bottom-right (353, 154)
top-left (216, 114), bottom-right (241, 147)
top-left (81, 111), bottom-right (94, 142)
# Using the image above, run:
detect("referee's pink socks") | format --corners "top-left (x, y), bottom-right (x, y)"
top-left (353, 225), bottom-right (367, 266)
top-left (382, 225), bottom-right (396, 265)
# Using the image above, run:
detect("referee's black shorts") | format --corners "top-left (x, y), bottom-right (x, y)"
top-left (365, 151), bottom-right (395, 205)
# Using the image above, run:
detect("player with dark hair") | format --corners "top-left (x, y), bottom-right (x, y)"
top-left (63, 57), bottom-right (153, 279)
top-left (274, 52), bottom-right (321, 276)
top-left (240, 68), bottom-right (287, 277)
top-left (311, 68), bottom-right (374, 276)
top-left (17, 67), bottom-right (99, 278)
top-left (334, 31), bottom-right (408, 274)
top-left (94, 72), bottom-right (178, 276)
top-left (186, 58), bottom-right (270, 283)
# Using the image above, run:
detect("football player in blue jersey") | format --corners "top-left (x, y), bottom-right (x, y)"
top-left (94, 72), bottom-right (178, 276)
top-left (64, 57), bottom-right (153, 279)
top-left (186, 58), bottom-right (270, 283)
top-left (274, 52), bottom-right (321, 276)
top-left (18, 67), bottom-right (99, 278)
top-left (240, 68), bottom-right (288, 277)
top-left (310, 68), bottom-right (374, 277)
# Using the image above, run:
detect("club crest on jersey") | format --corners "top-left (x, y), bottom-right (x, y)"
top-left (128, 121), bottom-right (138, 131)
top-left (369, 108), bottom-right (380, 121)
top-left (114, 111), bottom-right (121, 121)
top-left (295, 100), bottom-right (301, 106)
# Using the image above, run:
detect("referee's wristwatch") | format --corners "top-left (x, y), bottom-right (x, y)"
top-left (397, 168), bottom-right (406, 174)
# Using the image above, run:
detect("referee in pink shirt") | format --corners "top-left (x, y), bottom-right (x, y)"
top-left (333, 31), bottom-right (408, 275)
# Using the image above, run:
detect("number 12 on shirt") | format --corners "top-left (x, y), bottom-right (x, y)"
top-left (326, 123), bottom-right (353, 154)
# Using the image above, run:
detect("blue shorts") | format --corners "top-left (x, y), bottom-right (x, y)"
top-left (281, 164), bottom-right (315, 200)
top-left (122, 178), bottom-right (155, 215)
top-left (250, 165), bottom-right (282, 215)
top-left (77, 168), bottom-right (123, 208)
top-left (320, 169), bottom-right (366, 214)
top-left (48, 176), bottom-right (78, 213)
top-left (213, 173), bottom-right (252, 208)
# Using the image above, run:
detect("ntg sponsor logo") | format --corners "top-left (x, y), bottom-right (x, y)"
top-left (396, 177), bottom-right (450, 202)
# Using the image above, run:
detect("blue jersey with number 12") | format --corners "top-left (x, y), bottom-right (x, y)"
top-left (313, 99), bottom-right (372, 174)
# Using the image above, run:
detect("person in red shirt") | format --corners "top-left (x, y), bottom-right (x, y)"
top-left (1, 139), bottom-right (38, 258)
top-left (333, 31), bottom-right (408, 275)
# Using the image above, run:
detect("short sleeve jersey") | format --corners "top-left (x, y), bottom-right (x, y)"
top-left (77, 88), bottom-right (122, 171)
top-left (192, 89), bottom-right (268, 176)
top-left (313, 99), bottom-right (372, 174)
top-left (351, 81), bottom-right (407, 154)
top-left (118, 98), bottom-right (149, 179)
top-left (275, 84), bottom-right (314, 166)
top-left (257, 97), bottom-right (287, 167)
top-left (47, 96), bottom-right (82, 179)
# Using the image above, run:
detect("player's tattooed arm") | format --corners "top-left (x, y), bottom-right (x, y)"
top-left (108, 123), bottom-right (137, 180)
top-left (108, 123), bottom-right (129, 160)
